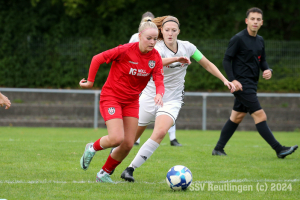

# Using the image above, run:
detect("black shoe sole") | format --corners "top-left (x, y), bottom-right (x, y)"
top-left (170, 143), bottom-right (182, 146)
top-left (277, 145), bottom-right (298, 159)
top-left (212, 149), bottom-right (227, 156)
top-left (121, 172), bottom-right (135, 182)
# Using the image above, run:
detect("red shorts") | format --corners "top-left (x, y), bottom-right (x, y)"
top-left (99, 99), bottom-right (139, 122)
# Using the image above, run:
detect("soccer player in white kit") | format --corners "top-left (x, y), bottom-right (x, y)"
top-left (120, 16), bottom-right (236, 182)
top-left (0, 92), bottom-right (11, 109)
top-left (129, 12), bottom-right (182, 147)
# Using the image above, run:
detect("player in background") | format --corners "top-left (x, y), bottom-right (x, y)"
top-left (0, 92), bottom-right (11, 109)
top-left (212, 7), bottom-right (298, 158)
top-left (129, 12), bottom-right (155, 43)
top-left (130, 11), bottom-right (182, 147)
top-left (78, 18), bottom-right (165, 183)
top-left (120, 16), bottom-right (236, 182)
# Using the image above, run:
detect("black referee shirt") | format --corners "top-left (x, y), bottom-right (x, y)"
top-left (223, 29), bottom-right (270, 92)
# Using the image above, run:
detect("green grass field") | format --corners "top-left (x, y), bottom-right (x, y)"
top-left (0, 127), bottom-right (299, 200)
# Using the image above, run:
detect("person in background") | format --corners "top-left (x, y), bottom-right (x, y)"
top-left (129, 11), bottom-right (182, 147)
top-left (0, 92), bottom-right (11, 109)
top-left (212, 7), bottom-right (298, 158)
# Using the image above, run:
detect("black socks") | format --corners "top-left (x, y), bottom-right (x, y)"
top-left (256, 121), bottom-right (282, 153)
top-left (215, 119), bottom-right (282, 153)
top-left (215, 119), bottom-right (239, 150)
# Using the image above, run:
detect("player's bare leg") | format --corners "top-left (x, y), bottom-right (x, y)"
top-left (81, 118), bottom-right (125, 171)
top-left (97, 117), bottom-right (138, 183)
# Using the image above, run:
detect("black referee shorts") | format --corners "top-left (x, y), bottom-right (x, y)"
top-left (232, 90), bottom-right (262, 114)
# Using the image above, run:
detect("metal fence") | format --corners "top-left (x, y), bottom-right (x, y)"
top-left (1, 88), bottom-right (300, 130)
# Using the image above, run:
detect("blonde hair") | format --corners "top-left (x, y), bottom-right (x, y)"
top-left (152, 16), bottom-right (180, 40)
top-left (138, 17), bottom-right (158, 33)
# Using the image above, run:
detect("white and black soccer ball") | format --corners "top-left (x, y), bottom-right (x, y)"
top-left (166, 165), bottom-right (192, 191)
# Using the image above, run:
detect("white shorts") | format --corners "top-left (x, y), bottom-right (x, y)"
top-left (138, 93), bottom-right (182, 126)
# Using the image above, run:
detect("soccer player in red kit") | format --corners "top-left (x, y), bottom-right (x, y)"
top-left (79, 18), bottom-right (165, 183)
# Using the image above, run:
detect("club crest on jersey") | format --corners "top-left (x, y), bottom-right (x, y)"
top-left (148, 60), bottom-right (155, 69)
top-left (108, 107), bottom-right (115, 115)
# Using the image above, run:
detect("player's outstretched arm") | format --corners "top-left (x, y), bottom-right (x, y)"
top-left (198, 56), bottom-right (236, 93)
top-left (0, 92), bottom-right (11, 109)
top-left (161, 57), bottom-right (191, 66)
top-left (80, 53), bottom-right (106, 89)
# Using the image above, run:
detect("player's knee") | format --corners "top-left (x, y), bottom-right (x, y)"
top-left (152, 129), bottom-right (167, 141)
top-left (121, 142), bottom-right (134, 152)
top-left (230, 113), bottom-right (245, 124)
top-left (262, 111), bottom-right (267, 121)
top-left (232, 118), bottom-right (242, 124)
top-left (252, 109), bottom-right (267, 122)
top-left (109, 136), bottom-right (124, 147)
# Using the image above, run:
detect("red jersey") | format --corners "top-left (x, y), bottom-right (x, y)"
top-left (87, 42), bottom-right (164, 101)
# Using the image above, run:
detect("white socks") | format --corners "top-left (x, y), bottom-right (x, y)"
top-left (136, 137), bottom-right (141, 144)
top-left (168, 125), bottom-right (176, 141)
top-left (129, 138), bottom-right (159, 169)
top-left (97, 169), bottom-right (109, 177)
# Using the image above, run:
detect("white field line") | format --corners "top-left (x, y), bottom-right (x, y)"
top-left (0, 179), bottom-right (299, 184)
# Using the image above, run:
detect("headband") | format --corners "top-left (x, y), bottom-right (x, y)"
top-left (162, 20), bottom-right (180, 27)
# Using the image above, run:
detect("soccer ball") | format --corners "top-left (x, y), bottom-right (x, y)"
top-left (166, 165), bottom-right (192, 191)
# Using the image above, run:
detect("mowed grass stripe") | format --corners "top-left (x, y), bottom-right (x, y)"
top-left (0, 127), bottom-right (299, 200)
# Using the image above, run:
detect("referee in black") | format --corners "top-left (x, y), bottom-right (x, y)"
top-left (212, 7), bottom-right (298, 158)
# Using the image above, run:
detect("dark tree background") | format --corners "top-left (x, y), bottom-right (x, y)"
top-left (0, 0), bottom-right (299, 91)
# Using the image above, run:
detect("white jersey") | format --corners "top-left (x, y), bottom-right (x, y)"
top-left (142, 40), bottom-right (197, 103)
top-left (129, 33), bottom-right (139, 43)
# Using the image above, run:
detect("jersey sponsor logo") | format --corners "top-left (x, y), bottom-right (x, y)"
top-left (129, 68), bottom-right (150, 77)
top-left (108, 107), bottom-right (115, 115)
top-left (148, 60), bottom-right (156, 69)
top-left (129, 68), bottom-right (137, 75)
top-left (166, 63), bottom-right (188, 68)
top-left (129, 61), bottom-right (138, 64)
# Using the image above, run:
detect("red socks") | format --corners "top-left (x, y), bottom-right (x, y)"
top-left (93, 137), bottom-right (121, 173)
top-left (102, 155), bottom-right (121, 174)
top-left (93, 138), bottom-right (104, 151)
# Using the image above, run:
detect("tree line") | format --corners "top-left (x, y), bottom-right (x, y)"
top-left (0, 0), bottom-right (299, 91)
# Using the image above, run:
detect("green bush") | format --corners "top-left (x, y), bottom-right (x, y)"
top-left (1, 0), bottom-right (299, 92)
